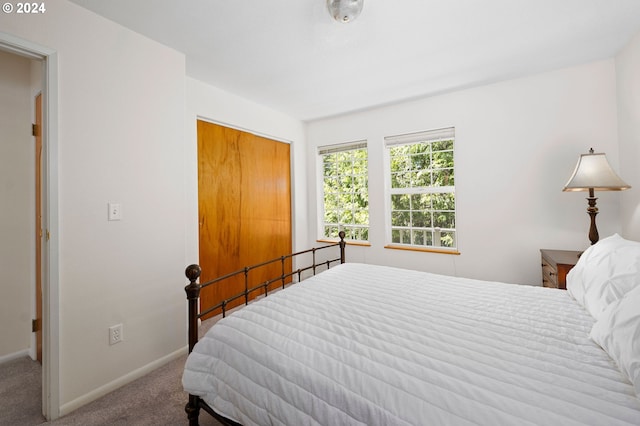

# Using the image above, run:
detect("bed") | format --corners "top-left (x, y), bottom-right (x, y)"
top-left (182, 233), bottom-right (640, 425)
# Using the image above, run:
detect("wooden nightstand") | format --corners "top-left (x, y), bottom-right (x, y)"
top-left (540, 249), bottom-right (582, 290)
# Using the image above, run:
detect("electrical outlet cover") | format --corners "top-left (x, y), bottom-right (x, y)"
top-left (109, 324), bottom-right (123, 345)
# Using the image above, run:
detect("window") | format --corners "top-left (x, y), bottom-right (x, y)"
top-left (318, 141), bottom-right (369, 242)
top-left (385, 128), bottom-right (456, 250)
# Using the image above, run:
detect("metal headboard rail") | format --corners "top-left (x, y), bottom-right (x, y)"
top-left (196, 256), bottom-right (343, 320)
top-left (184, 232), bottom-right (346, 353)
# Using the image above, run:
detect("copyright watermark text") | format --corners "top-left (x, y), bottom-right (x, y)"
top-left (3, 2), bottom-right (46, 14)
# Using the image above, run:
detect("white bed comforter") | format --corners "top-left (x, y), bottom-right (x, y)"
top-left (182, 263), bottom-right (640, 426)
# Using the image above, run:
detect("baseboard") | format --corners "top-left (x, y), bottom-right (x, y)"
top-left (59, 346), bottom-right (188, 416)
top-left (0, 349), bottom-right (30, 365)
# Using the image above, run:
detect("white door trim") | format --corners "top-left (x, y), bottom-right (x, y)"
top-left (0, 31), bottom-right (60, 421)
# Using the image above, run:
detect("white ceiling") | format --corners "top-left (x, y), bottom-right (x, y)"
top-left (70, 0), bottom-right (640, 122)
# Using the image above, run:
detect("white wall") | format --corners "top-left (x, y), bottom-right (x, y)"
top-left (0, 0), bottom-right (187, 413)
top-left (185, 77), bottom-right (307, 266)
top-left (307, 60), bottom-right (622, 285)
top-left (0, 50), bottom-right (32, 359)
top-left (617, 31), bottom-right (640, 240)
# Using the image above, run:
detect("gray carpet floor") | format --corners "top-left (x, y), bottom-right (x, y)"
top-left (0, 353), bottom-right (223, 426)
top-left (0, 317), bottom-right (224, 426)
top-left (0, 356), bottom-right (45, 426)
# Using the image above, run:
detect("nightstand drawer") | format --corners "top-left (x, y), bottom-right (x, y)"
top-left (540, 249), bottom-right (581, 290)
top-left (541, 259), bottom-right (558, 288)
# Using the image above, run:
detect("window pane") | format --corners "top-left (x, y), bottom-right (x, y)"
top-left (325, 226), bottom-right (339, 238)
top-left (338, 192), bottom-right (352, 205)
top-left (433, 169), bottom-right (454, 186)
top-left (355, 188), bottom-right (368, 206)
top-left (323, 156), bottom-right (336, 176)
top-left (391, 211), bottom-right (410, 227)
top-left (411, 153), bottom-right (430, 170)
top-left (343, 227), bottom-right (353, 240)
top-left (432, 140), bottom-right (453, 151)
top-left (391, 172), bottom-right (411, 188)
top-left (337, 150), bottom-right (350, 162)
top-left (409, 143), bottom-right (429, 155)
top-left (390, 145), bottom-right (409, 157)
top-left (355, 175), bottom-right (368, 189)
top-left (440, 231), bottom-right (455, 248)
top-left (324, 209), bottom-right (338, 223)
top-left (340, 210), bottom-right (354, 223)
top-left (412, 230), bottom-right (425, 245)
top-left (324, 192), bottom-right (338, 206)
top-left (432, 193), bottom-right (455, 210)
top-left (433, 150), bottom-right (454, 168)
top-left (434, 211), bottom-right (455, 228)
top-left (391, 194), bottom-right (410, 210)
top-left (390, 173), bottom-right (398, 188)
top-left (390, 155), bottom-right (410, 173)
top-left (411, 211), bottom-right (427, 227)
top-left (414, 170), bottom-right (431, 186)
top-left (425, 231), bottom-right (433, 246)
top-left (408, 171), bottom-right (419, 187)
top-left (411, 194), bottom-right (431, 210)
top-left (354, 210), bottom-right (368, 225)
top-left (353, 156), bottom-right (367, 172)
top-left (324, 177), bottom-right (338, 192)
top-left (340, 175), bottom-right (353, 187)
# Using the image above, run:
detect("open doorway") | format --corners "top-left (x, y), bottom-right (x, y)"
top-left (0, 47), bottom-right (44, 422)
top-left (0, 34), bottom-right (60, 421)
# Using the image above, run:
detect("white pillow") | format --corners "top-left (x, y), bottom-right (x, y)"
top-left (566, 234), bottom-right (640, 319)
top-left (590, 284), bottom-right (640, 396)
top-left (566, 242), bottom-right (594, 307)
top-left (566, 234), bottom-right (621, 308)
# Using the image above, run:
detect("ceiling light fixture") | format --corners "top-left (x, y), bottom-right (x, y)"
top-left (327, 0), bottom-right (364, 23)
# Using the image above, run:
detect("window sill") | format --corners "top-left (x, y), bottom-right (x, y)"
top-left (384, 244), bottom-right (460, 255)
top-left (317, 239), bottom-right (371, 247)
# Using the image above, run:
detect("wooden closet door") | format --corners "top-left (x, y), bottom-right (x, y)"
top-left (197, 120), bottom-right (292, 317)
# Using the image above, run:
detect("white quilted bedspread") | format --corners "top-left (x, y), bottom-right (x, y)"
top-left (182, 263), bottom-right (640, 426)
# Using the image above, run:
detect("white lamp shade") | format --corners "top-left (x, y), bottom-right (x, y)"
top-left (563, 151), bottom-right (630, 192)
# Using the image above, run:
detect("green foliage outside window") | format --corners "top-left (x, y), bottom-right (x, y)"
top-left (321, 146), bottom-right (369, 241)
top-left (389, 138), bottom-right (456, 249)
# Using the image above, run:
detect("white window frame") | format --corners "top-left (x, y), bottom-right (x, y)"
top-left (383, 127), bottom-right (457, 252)
top-left (316, 140), bottom-right (369, 242)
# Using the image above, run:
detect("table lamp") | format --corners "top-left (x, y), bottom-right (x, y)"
top-left (563, 148), bottom-right (630, 245)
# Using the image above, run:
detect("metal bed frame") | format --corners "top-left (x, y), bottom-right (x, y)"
top-left (183, 232), bottom-right (346, 426)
